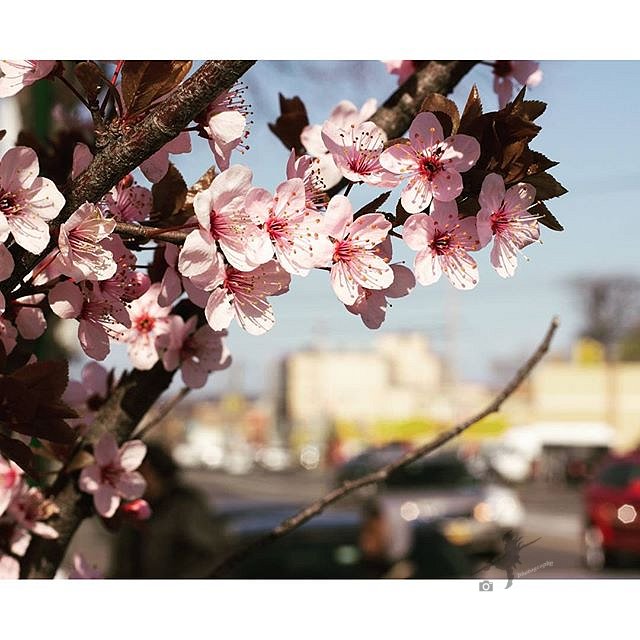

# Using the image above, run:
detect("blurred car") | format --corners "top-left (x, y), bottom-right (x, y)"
top-left (213, 500), bottom-right (473, 578)
top-left (582, 452), bottom-right (640, 570)
top-left (334, 444), bottom-right (525, 559)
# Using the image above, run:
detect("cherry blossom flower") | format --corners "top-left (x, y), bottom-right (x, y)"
top-left (63, 361), bottom-right (111, 426)
top-left (0, 60), bottom-right (57, 98)
top-left (104, 174), bottom-right (152, 223)
top-left (0, 146), bottom-right (65, 253)
top-left (493, 61), bottom-right (543, 108)
top-left (0, 457), bottom-right (22, 517)
top-left (380, 112), bottom-right (480, 213)
top-left (6, 484), bottom-right (59, 539)
top-left (119, 283), bottom-right (172, 370)
top-left (321, 121), bottom-right (400, 187)
top-left (97, 235), bottom-right (150, 304)
top-left (320, 195), bottom-right (393, 305)
top-left (196, 84), bottom-right (251, 171)
top-left (403, 199), bottom-right (480, 290)
top-left (204, 260), bottom-right (291, 336)
top-left (301, 98), bottom-right (377, 189)
top-left (344, 239), bottom-right (416, 329)
top-left (69, 553), bottom-right (103, 579)
top-left (245, 178), bottom-right (333, 276)
top-left (383, 60), bottom-right (416, 85)
top-left (57, 202), bottom-right (117, 281)
top-left (49, 280), bottom-right (130, 361)
top-left (78, 433), bottom-right (147, 519)
top-left (179, 165), bottom-right (270, 279)
top-left (157, 316), bottom-right (231, 388)
top-left (140, 131), bottom-right (191, 183)
top-left (286, 150), bottom-right (328, 212)
top-left (477, 173), bottom-right (539, 278)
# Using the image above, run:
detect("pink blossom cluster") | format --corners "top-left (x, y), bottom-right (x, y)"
top-left (0, 457), bottom-right (59, 579)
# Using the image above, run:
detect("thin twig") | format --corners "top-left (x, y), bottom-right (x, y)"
top-left (208, 316), bottom-right (560, 578)
top-left (134, 387), bottom-right (190, 440)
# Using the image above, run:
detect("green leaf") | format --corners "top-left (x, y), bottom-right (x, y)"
top-left (121, 61), bottom-right (192, 116)
top-left (420, 93), bottom-right (460, 137)
top-left (530, 201), bottom-right (564, 231)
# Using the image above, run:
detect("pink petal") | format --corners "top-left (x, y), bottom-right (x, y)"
top-left (503, 182), bottom-right (536, 214)
top-left (491, 236), bottom-right (519, 278)
top-left (413, 248), bottom-right (442, 286)
top-left (400, 177), bottom-right (433, 214)
top-left (331, 261), bottom-right (360, 305)
top-left (158, 266), bottom-right (182, 306)
top-left (431, 167), bottom-right (463, 202)
top-left (178, 229), bottom-right (217, 278)
top-left (15, 307), bottom-right (46, 340)
top-left (322, 195), bottom-right (353, 239)
top-left (493, 76), bottom-right (513, 109)
top-left (0, 146), bottom-right (39, 191)
top-left (119, 440), bottom-right (147, 472)
top-left (233, 292), bottom-right (275, 335)
top-left (402, 213), bottom-right (432, 251)
top-left (512, 61), bottom-right (542, 87)
top-left (25, 177), bottom-right (66, 220)
top-left (7, 212), bottom-right (50, 254)
top-left (115, 471), bottom-right (146, 500)
top-left (78, 464), bottom-right (101, 494)
top-left (49, 281), bottom-right (83, 319)
top-left (385, 264), bottom-right (416, 298)
top-left (72, 143), bottom-right (93, 179)
top-left (0, 243), bottom-right (13, 281)
top-left (78, 319), bottom-right (110, 361)
top-left (478, 173), bottom-right (506, 214)
top-left (441, 134), bottom-right (481, 173)
top-left (346, 213), bottom-right (390, 249)
top-left (95, 433), bottom-right (119, 466)
top-left (94, 485), bottom-right (120, 518)
top-left (409, 112), bottom-right (444, 151)
top-left (244, 187), bottom-right (273, 224)
top-left (207, 109), bottom-right (246, 146)
top-left (31, 521), bottom-right (58, 539)
top-left (209, 164), bottom-right (253, 213)
top-left (205, 288), bottom-right (235, 331)
top-left (379, 142), bottom-right (417, 176)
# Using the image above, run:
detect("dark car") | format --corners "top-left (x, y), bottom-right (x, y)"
top-left (213, 500), bottom-right (472, 578)
top-left (334, 444), bottom-right (525, 559)
top-left (582, 452), bottom-right (640, 570)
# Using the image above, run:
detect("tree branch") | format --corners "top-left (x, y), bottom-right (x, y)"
top-left (3, 60), bottom-right (256, 297)
top-left (20, 363), bottom-right (176, 579)
top-left (207, 316), bottom-right (559, 578)
top-left (327, 60), bottom-right (478, 197)
top-left (114, 222), bottom-right (190, 245)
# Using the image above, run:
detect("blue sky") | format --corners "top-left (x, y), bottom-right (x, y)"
top-left (99, 61), bottom-right (640, 394)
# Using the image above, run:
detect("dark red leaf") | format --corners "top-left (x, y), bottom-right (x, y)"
top-left (523, 172), bottom-right (568, 201)
top-left (74, 61), bottom-right (108, 103)
top-left (268, 94), bottom-right (309, 153)
top-left (420, 93), bottom-right (460, 137)
top-left (530, 201), bottom-right (564, 231)
top-left (12, 360), bottom-right (69, 403)
top-left (121, 61), bottom-right (192, 116)
top-left (151, 163), bottom-right (187, 220)
top-left (0, 433), bottom-right (38, 479)
top-left (354, 192), bottom-right (391, 219)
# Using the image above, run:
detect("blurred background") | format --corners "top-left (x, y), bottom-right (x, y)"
top-left (4, 60), bottom-right (640, 579)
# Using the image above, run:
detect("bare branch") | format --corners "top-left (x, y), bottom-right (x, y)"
top-left (208, 316), bottom-right (559, 578)
top-left (114, 222), bottom-right (190, 245)
top-left (134, 386), bottom-right (190, 440)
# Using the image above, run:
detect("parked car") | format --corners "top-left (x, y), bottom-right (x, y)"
top-left (214, 499), bottom-right (473, 578)
top-left (582, 451), bottom-right (640, 570)
top-left (334, 444), bottom-right (525, 559)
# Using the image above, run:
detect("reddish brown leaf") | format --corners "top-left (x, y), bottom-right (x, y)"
top-left (529, 201), bottom-right (564, 231)
top-left (458, 85), bottom-right (484, 136)
top-left (12, 360), bottom-right (69, 403)
top-left (268, 94), bottom-right (309, 153)
top-left (0, 376), bottom-right (34, 423)
top-left (420, 93), bottom-right (460, 137)
top-left (152, 163), bottom-right (187, 220)
top-left (121, 61), bottom-right (192, 116)
top-left (0, 433), bottom-right (38, 479)
top-left (74, 61), bottom-right (108, 103)
top-left (11, 417), bottom-right (76, 444)
top-left (523, 172), bottom-right (568, 201)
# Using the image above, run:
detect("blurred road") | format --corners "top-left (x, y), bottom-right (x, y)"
top-left (185, 468), bottom-right (640, 579)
